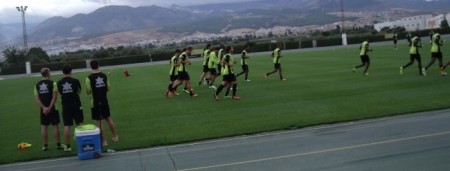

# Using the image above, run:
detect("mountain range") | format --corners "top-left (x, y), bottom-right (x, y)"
top-left (1, 0), bottom-right (449, 46)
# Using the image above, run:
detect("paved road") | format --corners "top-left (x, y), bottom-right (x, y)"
top-left (1, 109), bottom-right (450, 171)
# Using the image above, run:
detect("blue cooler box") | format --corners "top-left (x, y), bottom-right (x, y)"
top-left (75, 125), bottom-right (101, 160)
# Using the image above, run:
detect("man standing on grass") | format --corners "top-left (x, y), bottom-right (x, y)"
top-left (168, 47), bottom-right (198, 97)
top-left (57, 64), bottom-right (84, 152)
top-left (34, 68), bottom-right (63, 151)
top-left (423, 31), bottom-right (447, 76)
top-left (167, 49), bottom-right (181, 96)
top-left (265, 43), bottom-right (286, 81)
top-left (353, 39), bottom-right (372, 76)
top-left (214, 46), bottom-right (241, 101)
top-left (207, 47), bottom-right (220, 89)
top-left (236, 44), bottom-right (251, 82)
top-left (400, 36), bottom-right (423, 75)
top-left (199, 44), bottom-right (212, 86)
top-left (86, 60), bottom-right (119, 147)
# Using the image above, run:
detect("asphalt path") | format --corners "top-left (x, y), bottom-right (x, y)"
top-left (1, 109), bottom-right (450, 171)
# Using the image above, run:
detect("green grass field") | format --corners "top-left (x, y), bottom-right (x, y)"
top-left (1, 42), bottom-right (450, 164)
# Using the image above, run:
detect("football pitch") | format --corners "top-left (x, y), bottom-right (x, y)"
top-left (1, 42), bottom-right (450, 164)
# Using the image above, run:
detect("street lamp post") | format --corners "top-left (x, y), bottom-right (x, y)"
top-left (16, 6), bottom-right (28, 52)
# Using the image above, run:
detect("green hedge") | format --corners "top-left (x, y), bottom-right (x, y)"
top-left (0, 66), bottom-right (26, 75)
top-left (317, 38), bottom-right (342, 47)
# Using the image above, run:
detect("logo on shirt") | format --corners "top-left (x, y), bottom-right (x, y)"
top-left (95, 76), bottom-right (105, 88)
top-left (62, 82), bottom-right (73, 93)
top-left (39, 83), bottom-right (49, 94)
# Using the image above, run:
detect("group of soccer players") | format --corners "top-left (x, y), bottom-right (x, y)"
top-left (34, 60), bottom-right (119, 152)
top-left (165, 43), bottom-right (286, 100)
top-left (353, 31), bottom-right (448, 76)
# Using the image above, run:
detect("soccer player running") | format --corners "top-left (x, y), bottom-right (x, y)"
top-left (400, 36), bottom-right (423, 75)
top-left (199, 44), bottom-right (212, 86)
top-left (86, 60), bottom-right (119, 147)
top-left (423, 31), bottom-right (447, 76)
top-left (34, 68), bottom-right (63, 151)
top-left (265, 43), bottom-right (286, 81)
top-left (353, 39), bottom-right (373, 75)
top-left (57, 64), bottom-right (84, 152)
top-left (207, 47), bottom-right (220, 89)
top-left (214, 46), bottom-right (241, 101)
top-left (393, 32), bottom-right (398, 50)
top-left (168, 47), bottom-right (198, 97)
top-left (217, 44), bottom-right (225, 76)
top-left (236, 44), bottom-right (251, 82)
top-left (166, 49), bottom-right (181, 96)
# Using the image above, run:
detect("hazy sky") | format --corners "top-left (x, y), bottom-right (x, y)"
top-left (0, 0), bottom-right (255, 24)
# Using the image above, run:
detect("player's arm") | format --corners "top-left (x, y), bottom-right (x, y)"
top-left (48, 82), bottom-right (58, 110)
top-left (34, 88), bottom-right (46, 109)
top-left (85, 77), bottom-right (92, 95)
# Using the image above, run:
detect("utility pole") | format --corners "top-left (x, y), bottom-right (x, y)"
top-left (340, 0), bottom-right (345, 33)
top-left (16, 6), bottom-right (28, 52)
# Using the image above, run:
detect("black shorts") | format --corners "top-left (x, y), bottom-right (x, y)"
top-left (62, 104), bottom-right (84, 126)
top-left (170, 75), bottom-right (178, 82)
top-left (242, 65), bottom-right (249, 71)
top-left (360, 55), bottom-right (370, 64)
top-left (410, 54), bottom-right (421, 61)
top-left (40, 107), bottom-right (60, 126)
top-left (223, 74), bottom-right (237, 82)
top-left (394, 40), bottom-right (398, 44)
top-left (209, 68), bottom-right (217, 76)
top-left (274, 63), bottom-right (281, 69)
top-left (203, 65), bottom-right (209, 72)
top-left (431, 52), bottom-right (443, 59)
top-left (91, 102), bottom-right (111, 120)
top-left (177, 71), bottom-right (190, 81)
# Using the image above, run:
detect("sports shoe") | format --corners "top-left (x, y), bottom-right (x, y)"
top-left (352, 67), bottom-right (356, 73)
top-left (264, 74), bottom-right (268, 79)
top-left (422, 68), bottom-right (427, 76)
top-left (209, 85), bottom-right (217, 90)
top-left (400, 67), bottom-right (403, 75)
top-left (224, 95), bottom-right (232, 99)
top-left (232, 96), bottom-right (241, 100)
top-left (441, 71), bottom-right (448, 76)
top-left (183, 89), bottom-right (190, 94)
top-left (173, 91), bottom-right (180, 96)
top-left (363, 73), bottom-right (369, 76)
top-left (191, 94), bottom-right (198, 97)
top-left (42, 146), bottom-right (49, 151)
top-left (64, 147), bottom-right (72, 152)
top-left (57, 144), bottom-right (65, 150)
top-left (112, 135), bottom-right (119, 142)
top-left (245, 80), bottom-right (251, 82)
top-left (281, 78), bottom-right (287, 81)
top-left (213, 94), bottom-right (220, 101)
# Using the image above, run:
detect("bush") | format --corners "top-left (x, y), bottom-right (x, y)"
top-left (317, 38), bottom-right (342, 47)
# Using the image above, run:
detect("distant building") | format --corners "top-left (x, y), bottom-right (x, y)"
top-left (425, 14), bottom-right (450, 29)
top-left (374, 14), bottom-right (432, 32)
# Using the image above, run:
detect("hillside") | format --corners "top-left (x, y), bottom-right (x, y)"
top-left (28, 5), bottom-right (199, 42)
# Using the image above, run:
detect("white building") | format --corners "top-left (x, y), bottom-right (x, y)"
top-left (425, 14), bottom-right (450, 29)
top-left (374, 14), bottom-right (432, 31)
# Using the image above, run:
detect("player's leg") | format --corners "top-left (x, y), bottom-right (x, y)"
top-left (41, 125), bottom-right (49, 151)
top-left (50, 109), bottom-right (62, 150)
top-left (402, 55), bottom-right (415, 69)
top-left (417, 55), bottom-right (423, 75)
top-left (278, 65), bottom-right (285, 80)
top-left (266, 64), bottom-right (279, 78)
top-left (425, 56), bottom-right (436, 70)
top-left (97, 120), bottom-right (108, 146)
top-left (231, 75), bottom-right (240, 100)
top-left (244, 66), bottom-right (249, 81)
top-left (62, 107), bottom-right (73, 151)
top-left (214, 80), bottom-right (229, 100)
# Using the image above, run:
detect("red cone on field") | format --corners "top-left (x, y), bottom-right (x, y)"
top-left (124, 70), bottom-right (130, 77)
